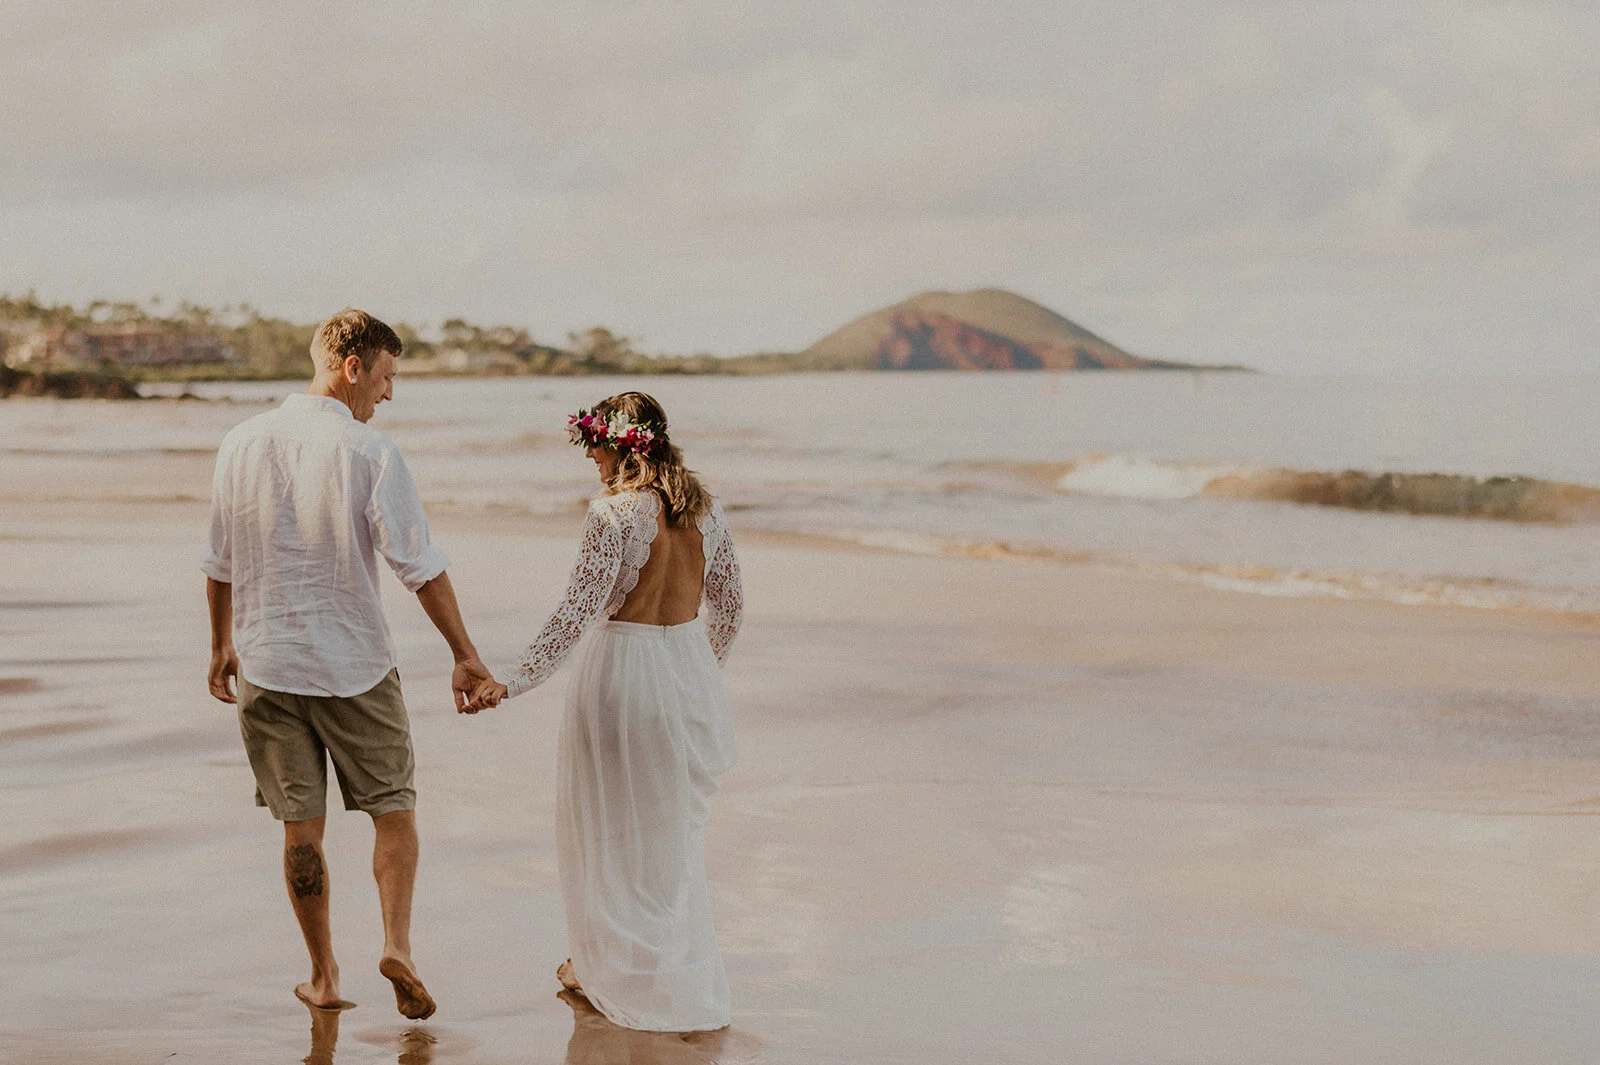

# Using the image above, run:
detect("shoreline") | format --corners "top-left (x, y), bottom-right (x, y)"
top-left (12, 484), bottom-right (1600, 623)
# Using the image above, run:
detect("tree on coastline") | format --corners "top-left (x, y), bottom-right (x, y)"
top-left (567, 326), bottom-right (635, 364)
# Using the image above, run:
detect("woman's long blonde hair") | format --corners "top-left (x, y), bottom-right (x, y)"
top-left (592, 391), bottom-right (712, 528)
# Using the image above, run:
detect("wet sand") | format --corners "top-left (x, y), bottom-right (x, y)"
top-left (5, 493), bottom-right (1600, 1064)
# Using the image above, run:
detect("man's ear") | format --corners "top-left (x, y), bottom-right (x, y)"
top-left (342, 353), bottom-right (363, 384)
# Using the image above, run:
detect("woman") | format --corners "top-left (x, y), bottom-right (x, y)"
top-left (468, 391), bottom-right (742, 1032)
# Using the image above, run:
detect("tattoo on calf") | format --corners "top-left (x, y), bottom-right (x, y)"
top-left (286, 843), bottom-right (326, 898)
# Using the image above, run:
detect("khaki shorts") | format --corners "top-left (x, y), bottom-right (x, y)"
top-left (237, 669), bottom-right (416, 821)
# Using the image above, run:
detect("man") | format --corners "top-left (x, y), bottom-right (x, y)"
top-left (202, 308), bottom-right (491, 1019)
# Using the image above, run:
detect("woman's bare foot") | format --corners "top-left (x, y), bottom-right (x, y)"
top-left (556, 958), bottom-right (582, 992)
top-left (379, 954), bottom-right (437, 1020)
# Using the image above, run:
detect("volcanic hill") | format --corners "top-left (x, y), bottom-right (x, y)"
top-left (800, 288), bottom-right (1213, 371)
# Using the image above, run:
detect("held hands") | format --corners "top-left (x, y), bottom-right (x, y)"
top-left (452, 655), bottom-right (494, 714)
top-left (452, 655), bottom-right (507, 714)
top-left (464, 677), bottom-right (509, 713)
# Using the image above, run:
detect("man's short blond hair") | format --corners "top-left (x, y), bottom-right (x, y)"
top-left (311, 309), bottom-right (403, 373)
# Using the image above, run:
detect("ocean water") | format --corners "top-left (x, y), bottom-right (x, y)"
top-left (8, 372), bottom-right (1600, 613)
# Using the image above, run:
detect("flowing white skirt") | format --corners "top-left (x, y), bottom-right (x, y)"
top-left (557, 618), bottom-right (738, 1031)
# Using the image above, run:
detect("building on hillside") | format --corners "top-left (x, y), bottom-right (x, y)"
top-left (429, 345), bottom-right (531, 373)
top-left (0, 319), bottom-right (39, 366)
top-left (5, 328), bottom-right (77, 367)
top-left (4, 325), bottom-right (238, 369)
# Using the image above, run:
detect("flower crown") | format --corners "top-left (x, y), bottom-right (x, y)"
top-left (567, 408), bottom-right (661, 454)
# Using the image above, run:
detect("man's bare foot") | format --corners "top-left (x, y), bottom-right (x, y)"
top-left (294, 964), bottom-right (353, 1011)
top-left (379, 955), bottom-right (437, 1020)
top-left (295, 982), bottom-right (357, 1011)
top-left (556, 958), bottom-right (582, 992)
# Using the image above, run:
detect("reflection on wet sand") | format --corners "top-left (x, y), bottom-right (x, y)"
top-left (0, 715), bottom-right (111, 743)
top-left (302, 1004), bottom-right (340, 1065)
top-left (559, 989), bottom-right (759, 1065)
top-left (0, 827), bottom-right (169, 872)
top-left (397, 1027), bottom-right (438, 1065)
top-left (302, 1004), bottom-right (437, 1065)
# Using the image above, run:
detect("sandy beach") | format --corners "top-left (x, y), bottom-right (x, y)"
top-left (5, 461), bottom-right (1600, 1065)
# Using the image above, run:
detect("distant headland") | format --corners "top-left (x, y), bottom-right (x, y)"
top-left (798, 288), bottom-right (1240, 371)
top-left (0, 289), bottom-right (1246, 394)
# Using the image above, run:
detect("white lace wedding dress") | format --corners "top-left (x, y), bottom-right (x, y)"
top-left (503, 489), bottom-right (742, 1031)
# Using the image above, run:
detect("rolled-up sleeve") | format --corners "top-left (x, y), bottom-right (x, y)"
top-left (367, 446), bottom-right (450, 592)
top-left (199, 437), bottom-right (234, 582)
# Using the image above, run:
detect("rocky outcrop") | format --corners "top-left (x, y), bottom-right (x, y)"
top-left (804, 287), bottom-right (1232, 371)
top-left (877, 312), bottom-right (1042, 370)
top-left (874, 310), bottom-right (1196, 371)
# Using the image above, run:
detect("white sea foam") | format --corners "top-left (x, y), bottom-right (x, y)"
top-left (786, 524), bottom-right (1600, 616)
top-left (1055, 453), bottom-right (1252, 500)
top-left (1051, 452), bottom-right (1600, 523)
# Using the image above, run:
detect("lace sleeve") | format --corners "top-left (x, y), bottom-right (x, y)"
top-left (701, 503), bottom-right (743, 664)
top-left (504, 502), bottom-right (625, 698)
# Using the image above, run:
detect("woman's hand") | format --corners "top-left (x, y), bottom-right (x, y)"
top-left (461, 678), bottom-right (509, 714)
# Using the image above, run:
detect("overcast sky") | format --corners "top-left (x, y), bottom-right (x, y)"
top-left (2, 1), bottom-right (1595, 372)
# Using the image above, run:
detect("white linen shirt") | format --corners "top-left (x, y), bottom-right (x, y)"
top-left (200, 393), bottom-right (450, 697)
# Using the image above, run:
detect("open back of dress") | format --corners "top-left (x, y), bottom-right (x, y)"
top-left (611, 508), bottom-right (706, 627)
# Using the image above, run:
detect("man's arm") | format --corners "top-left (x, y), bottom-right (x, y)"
top-left (206, 577), bottom-right (240, 703)
top-left (414, 570), bottom-right (493, 712)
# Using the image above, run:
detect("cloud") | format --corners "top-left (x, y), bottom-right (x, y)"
top-left (0, 0), bottom-right (1595, 370)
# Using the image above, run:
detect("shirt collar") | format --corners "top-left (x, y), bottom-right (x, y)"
top-left (283, 393), bottom-right (356, 420)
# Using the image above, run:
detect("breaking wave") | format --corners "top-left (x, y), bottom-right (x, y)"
top-left (1054, 454), bottom-right (1600, 524)
top-left (792, 525), bottom-right (1600, 616)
